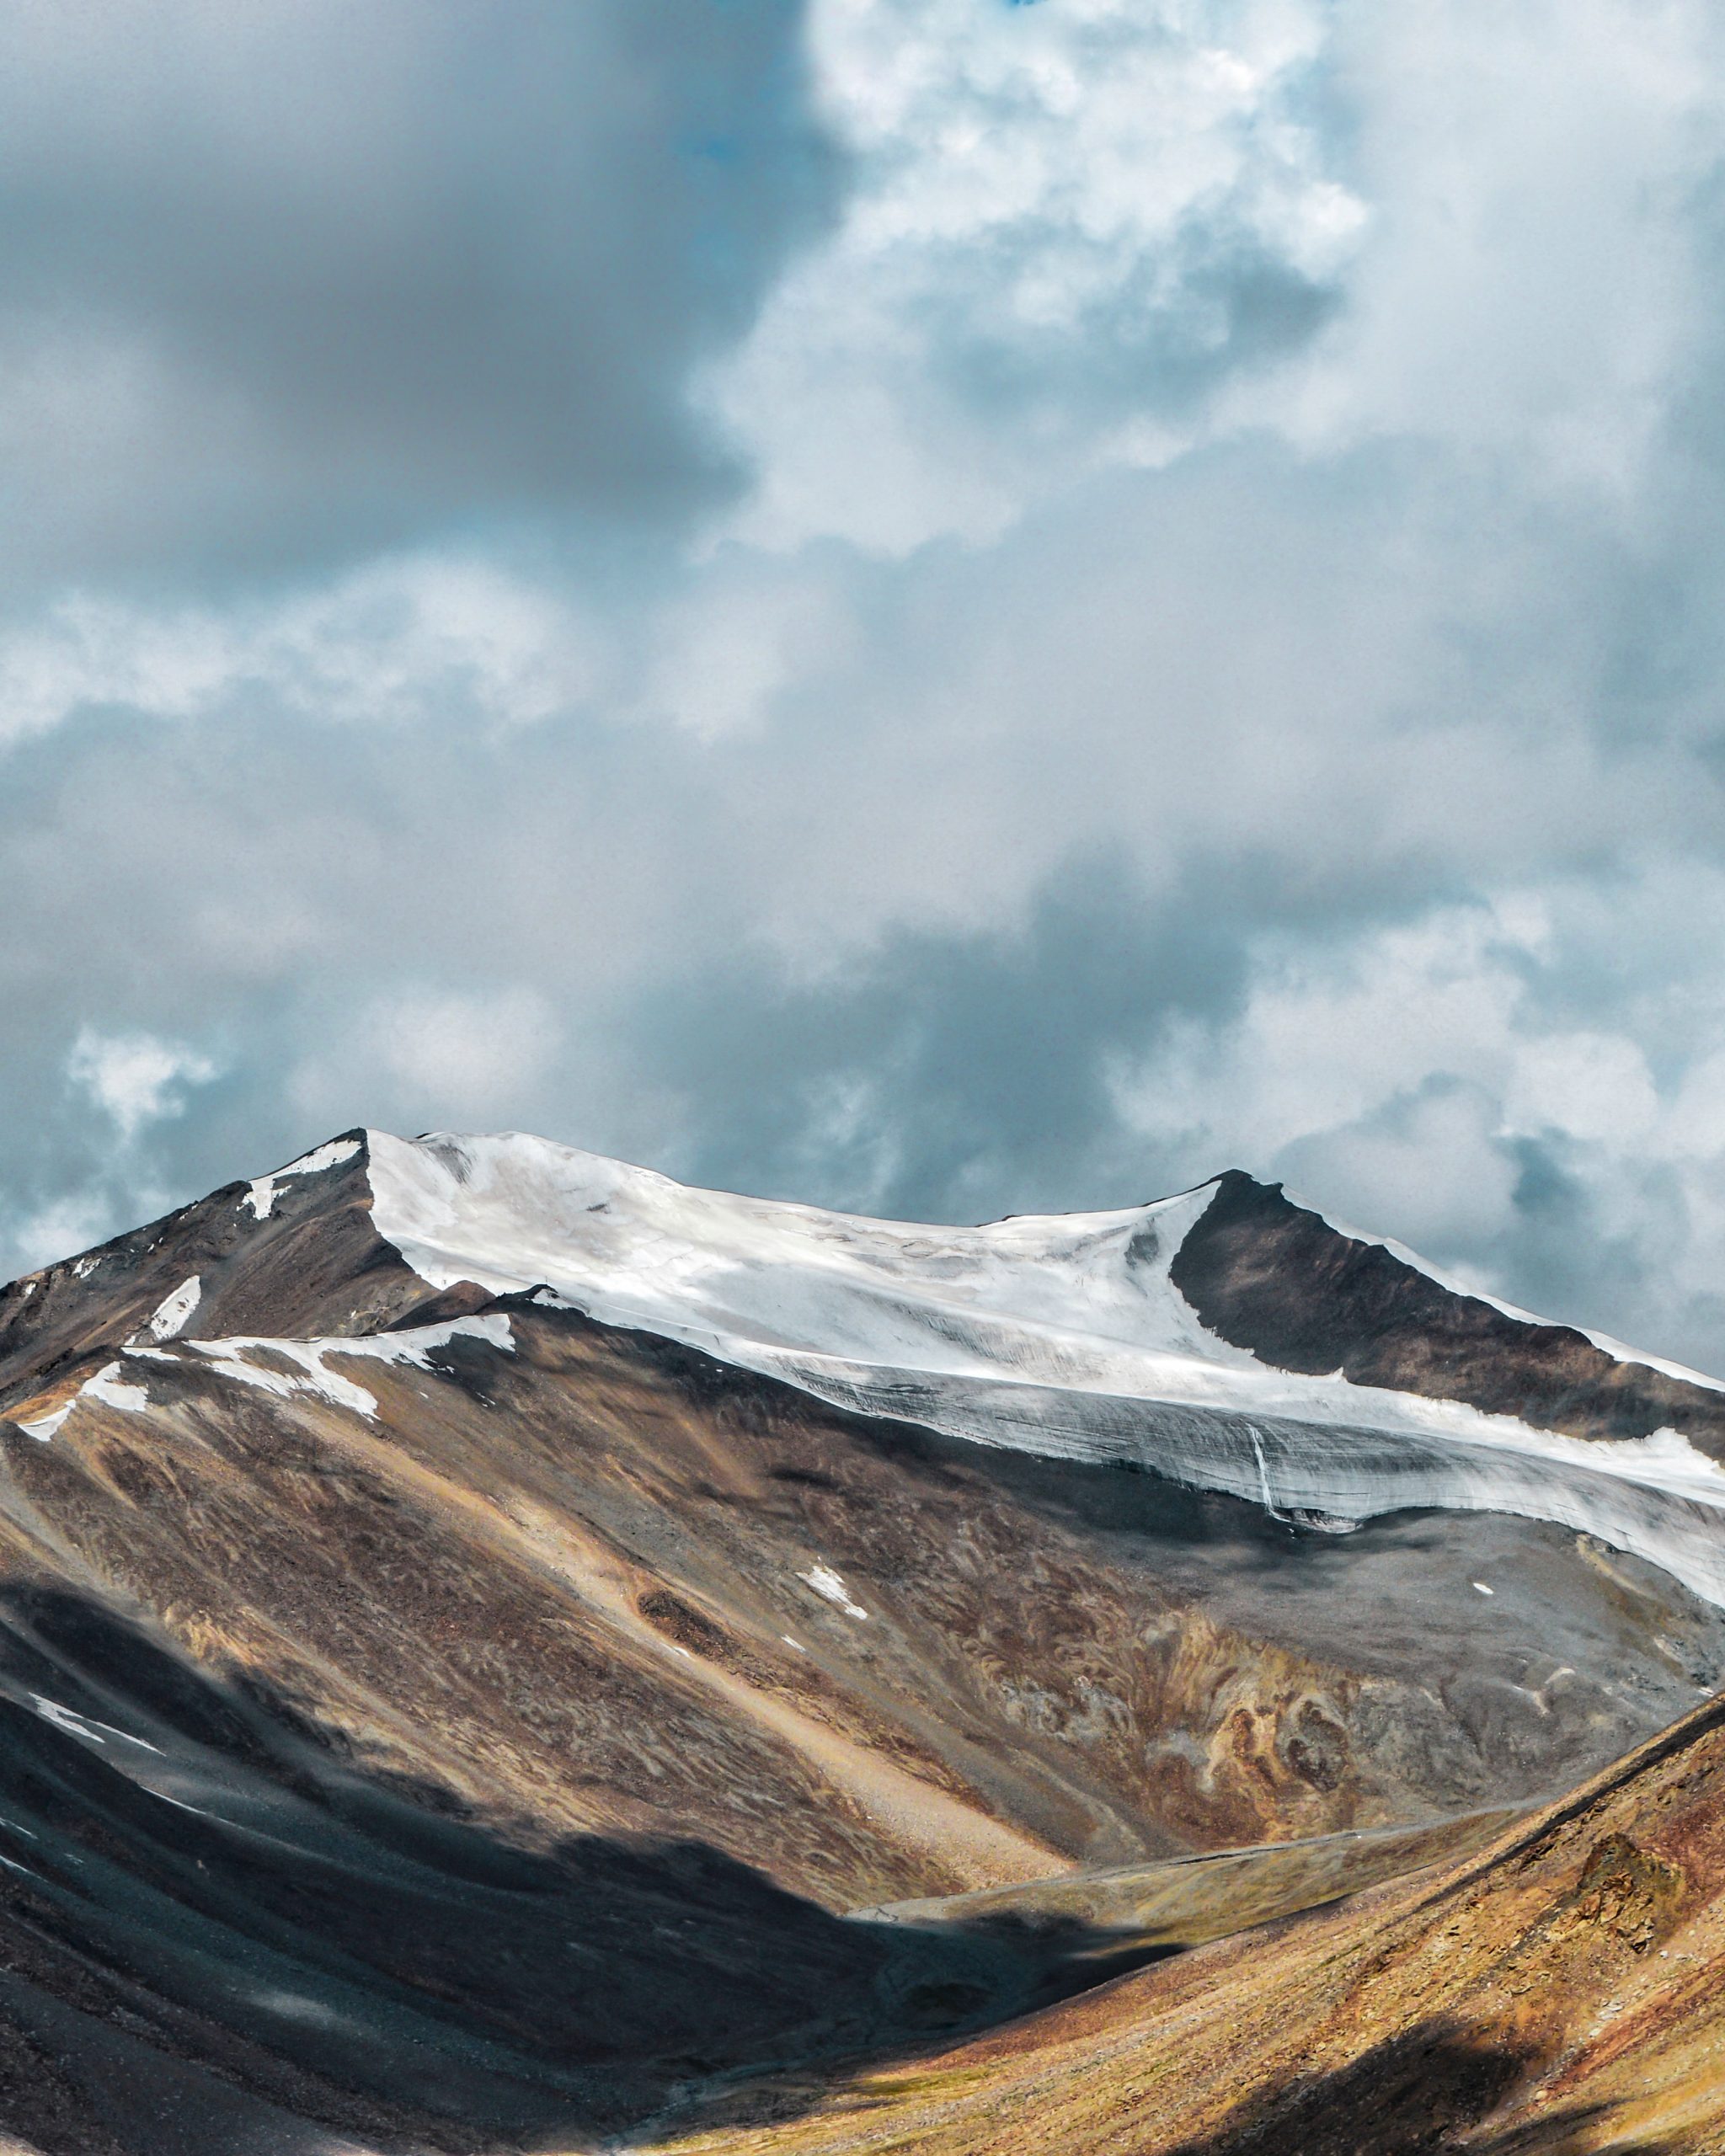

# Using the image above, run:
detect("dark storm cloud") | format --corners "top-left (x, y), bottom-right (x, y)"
top-left (0, 0), bottom-right (839, 584)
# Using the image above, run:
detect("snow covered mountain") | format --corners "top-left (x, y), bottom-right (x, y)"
top-left (0, 1126), bottom-right (1722, 2146)
top-left (8, 1128), bottom-right (1725, 1602)
top-left (201, 1129), bottom-right (1725, 1592)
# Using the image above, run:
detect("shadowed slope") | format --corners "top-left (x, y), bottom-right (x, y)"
top-left (652, 1690), bottom-right (1725, 2154)
top-left (0, 1585), bottom-right (1081, 2153)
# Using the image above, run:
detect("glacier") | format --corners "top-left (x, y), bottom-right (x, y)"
top-left (355, 1129), bottom-right (1725, 1606)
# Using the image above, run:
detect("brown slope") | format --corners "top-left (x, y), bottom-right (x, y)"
top-left (654, 1685), bottom-right (1725, 2154)
top-left (1, 1161), bottom-right (1724, 2146)
top-left (856, 1804), bottom-right (1524, 1967)
top-left (0, 1131), bottom-right (457, 1416)
top-left (1, 1299), bottom-right (1717, 1908)
top-left (1172, 1170), bottom-right (1725, 1452)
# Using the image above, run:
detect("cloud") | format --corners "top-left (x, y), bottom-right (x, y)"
top-left (5, 0), bottom-right (1725, 1398)
top-left (293, 986), bottom-right (564, 1131)
top-left (1277, 0), bottom-right (1724, 490)
top-left (67, 1028), bottom-right (221, 1144)
top-left (0, 0), bottom-right (840, 585)
top-left (0, 558), bottom-right (607, 751)
top-left (3, 1027), bottom-right (229, 1269)
top-left (5, 1192), bottom-right (126, 1280)
top-left (1503, 1032), bottom-right (1662, 1150)
top-left (628, 851), bottom-right (1259, 1220)
top-left (712, 0), bottom-right (1364, 552)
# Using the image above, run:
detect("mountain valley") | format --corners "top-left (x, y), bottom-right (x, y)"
top-left (0, 1131), bottom-right (1722, 2151)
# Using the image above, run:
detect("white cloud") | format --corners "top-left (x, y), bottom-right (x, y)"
top-left (67, 1028), bottom-right (219, 1143)
top-left (713, 0), bottom-right (1364, 552)
top-left (703, 0), bottom-right (1725, 563)
top-left (0, 556), bottom-right (604, 749)
top-left (292, 986), bottom-right (563, 1130)
top-left (638, 558), bottom-right (855, 741)
top-left (1282, 1081), bottom-right (1524, 1262)
top-left (1267, 0), bottom-right (1725, 492)
top-left (1503, 1032), bottom-right (1661, 1147)
top-left (1114, 900), bottom-right (1537, 1165)
top-left (4, 1191), bottom-right (120, 1275)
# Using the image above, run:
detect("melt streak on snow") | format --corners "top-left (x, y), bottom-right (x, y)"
top-left (361, 1131), bottom-right (1725, 1606)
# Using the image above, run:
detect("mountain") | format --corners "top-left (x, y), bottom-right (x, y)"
top-left (0, 1129), bottom-right (1721, 2149)
top-left (665, 1684), bottom-right (1725, 2154)
top-left (13, 1129), bottom-right (1725, 1590)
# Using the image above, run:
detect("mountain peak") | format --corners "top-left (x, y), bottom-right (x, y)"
top-left (8, 1126), bottom-right (1725, 1606)
top-left (2, 1124), bottom-right (1724, 2145)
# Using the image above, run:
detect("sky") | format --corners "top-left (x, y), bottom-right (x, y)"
top-left (7, 0), bottom-right (1725, 1370)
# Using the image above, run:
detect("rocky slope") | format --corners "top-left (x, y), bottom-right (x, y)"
top-left (0, 1129), bottom-right (1720, 2149)
top-left (660, 1684), bottom-right (1725, 2154)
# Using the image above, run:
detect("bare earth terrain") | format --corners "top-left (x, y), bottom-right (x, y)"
top-left (0, 1131), bottom-right (1720, 2152)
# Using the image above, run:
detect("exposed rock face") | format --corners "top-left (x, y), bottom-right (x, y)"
top-left (0, 1134), bottom-right (426, 1401)
top-left (0, 1127), bottom-right (1719, 2147)
top-left (1172, 1167), bottom-right (1725, 1448)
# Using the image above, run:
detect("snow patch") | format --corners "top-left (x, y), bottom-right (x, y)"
top-left (339, 1309), bottom-right (515, 1370)
top-left (253, 1342), bottom-right (379, 1417)
top-left (188, 1339), bottom-right (377, 1417)
top-left (31, 1696), bottom-right (162, 1752)
top-left (85, 1360), bottom-right (151, 1412)
top-left (15, 1355), bottom-right (150, 1437)
top-left (185, 1347), bottom-right (307, 1402)
top-left (15, 1400), bottom-right (73, 1441)
top-left (184, 1310), bottom-right (512, 1420)
top-left (798, 1564), bottom-right (869, 1620)
top-left (242, 1135), bottom-right (362, 1221)
top-left (140, 1274), bottom-right (200, 1342)
top-left (153, 1791), bottom-right (215, 1818)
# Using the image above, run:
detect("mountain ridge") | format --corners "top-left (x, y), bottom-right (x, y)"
top-left (9, 1127), bottom-right (1725, 1603)
top-left (0, 1126), bottom-right (1721, 2146)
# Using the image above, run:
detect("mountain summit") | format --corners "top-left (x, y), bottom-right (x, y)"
top-left (0, 1130), bottom-right (1722, 2146)
top-left (9, 1129), bottom-right (1725, 1593)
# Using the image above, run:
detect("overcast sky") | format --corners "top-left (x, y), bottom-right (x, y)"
top-left (6, 0), bottom-right (1725, 1369)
